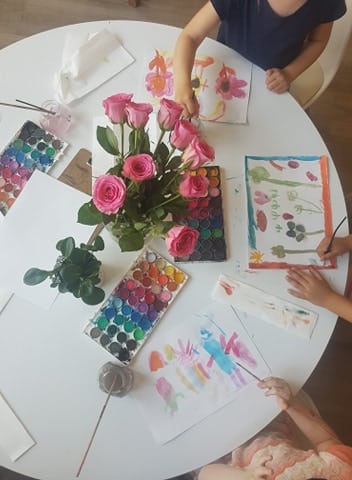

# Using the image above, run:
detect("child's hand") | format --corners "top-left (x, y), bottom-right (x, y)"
top-left (258, 377), bottom-right (293, 410)
top-left (316, 235), bottom-right (350, 261)
top-left (241, 454), bottom-right (272, 479)
top-left (285, 267), bottom-right (334, 306)
top-left (265, 68), bottom-right (291, 93)
top-left (174, 87), bottom-right (199, 119)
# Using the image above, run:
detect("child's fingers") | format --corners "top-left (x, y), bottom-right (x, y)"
top-left (254, 465), bottom-right (272, 478)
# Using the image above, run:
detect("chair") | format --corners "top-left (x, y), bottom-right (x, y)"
top-left (290, 3), bottom-right (352, 109)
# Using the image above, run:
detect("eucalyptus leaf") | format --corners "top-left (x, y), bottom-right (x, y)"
top-left (81, 286), bottom-right (105, 305)
top-left (56, 237), bottom-right (75, 257)
top-left (23, 268), bottom-right (50, 285)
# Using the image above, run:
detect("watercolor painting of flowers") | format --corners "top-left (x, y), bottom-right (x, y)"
top-left (142, 49), bottom-right (251, 124)
top-left (78, 93), bottom-right (215, 256)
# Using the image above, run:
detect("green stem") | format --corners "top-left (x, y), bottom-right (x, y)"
top-left (153, 128), bottom-right (166, 154)
top-left (297, 196), bottom-right (322, 212)
top-left (284, 248), bottom-right (317, 254)
top-left (265, 178), bottom-right (320, 188)
top-left (120, 123), bottom-right (125, 158)
top-left (146, 194), bottom-right (181, 214)
top-left (306, 229), bottom-right (325, 235)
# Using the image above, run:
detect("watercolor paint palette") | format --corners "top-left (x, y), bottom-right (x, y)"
top-left (84, 248), bottom-right (189, 365)
top-left (0, 120), bottom-right (67, 215)
top-left (173, 165), bottom-right (227, 262)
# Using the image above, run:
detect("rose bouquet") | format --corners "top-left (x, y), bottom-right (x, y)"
top-left (77, 93), bottom-right (215, 257)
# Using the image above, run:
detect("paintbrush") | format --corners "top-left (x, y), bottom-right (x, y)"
top-left (324, 215), bottom-right (347, 254)
top-left (235, 361), bottom-right (262, 382)
top-left (15, 99), bottom-right (55, 115)
top-left (0, 100), bottom-right (55, 115)
top-left (76, 374), bottom-right (117, 477)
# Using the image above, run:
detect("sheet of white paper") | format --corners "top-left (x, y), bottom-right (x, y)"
top-left (212, 274), bottom-right (318, 339)
top-left (0, 392), bottom-right (35, 462)
top-left (139, 49), bottom-right (252, 124)
top-left (0, 170), bottom-right (93, 309)
top-left (54, 29), bottom-right (135, 104)
top-left (132, 302), bottom-right (270, 444)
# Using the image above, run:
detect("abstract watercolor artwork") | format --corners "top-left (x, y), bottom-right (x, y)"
top-left (244, 155), bottom-right (334, 269)
top-left (213, 274), bottom-right (318, 339)
top-left (131, 302), bottom-right (269, 443)
top-left (140, 49), bottom-right (252, 124)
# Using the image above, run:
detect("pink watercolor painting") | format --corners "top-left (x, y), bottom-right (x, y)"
top-left (140, 49), bottom-right (252, 124)
top-left (131, 302), bottom-right (269, 444)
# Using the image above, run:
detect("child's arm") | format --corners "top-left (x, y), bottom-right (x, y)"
top-left (266, 22), bottom-right (333, 93)
top-left (286, 267), bottom-right (352, 323)
top-left (199, 454), bottom-right (272, 480)
top-left (173, 1), bottom-right (220, 117)
top-left (258, 377), bottom-right (342, 452)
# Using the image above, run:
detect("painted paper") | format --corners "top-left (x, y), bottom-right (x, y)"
top-left (213, 274), bottom-right (318, 339)
top-left (244, 155), bottom-right (334, 269)
top-left (132, 302), bottom-right (270, 444)
top-left (141, 49), bottom-right (252, 124)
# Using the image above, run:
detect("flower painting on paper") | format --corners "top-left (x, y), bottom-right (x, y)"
top-left (141, 49), bottom-right (252, 124)
top-left (244, 155), bottom-right (335, 269)
top-left (132, 302), bottom-right (270, 444)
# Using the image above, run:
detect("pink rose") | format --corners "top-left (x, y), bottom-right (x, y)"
top-left (165, 225), bottom-right (199, 257)
top-left (122, 154), bottom-right (156, 182)
top-left (92, 175), bottom-right (126, 214)
top-left (125, 102), bottom-right (153, 129)
top-left (102, 93), bottom-right (133, 124)
top-left (182, 137), bottom-right (215, 169)
top-left (157, 98), bottom-right (183, 130)
top-left (170, 120), bottom-right (199, 150)
top-left (179, 173), bottom-right (209, 198)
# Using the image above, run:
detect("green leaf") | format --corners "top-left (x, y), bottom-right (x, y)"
top-left (81, 286), bottom-right (105, 305)
top-left (119, 231), bottom-right (144, 252)
top-left (93, 235), bottom-right (105, 251)
top-left (23, 268), bottom-right (50, 285)
top-left (69, 248), bottom-right (90, 267)
top-left (56, 237), bottom-right (75, 257)
top-left (97, 125), bottom-right (119, 155)
top-left (77, 202), bottom-right (103, 225)
top-left (167, 155), bottom-right (182, 170)
top-left (155, 142), bottom-right (169, 162)
top-left (60, 264), bottom-right (82, 285)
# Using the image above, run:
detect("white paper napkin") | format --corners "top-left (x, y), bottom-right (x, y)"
top-left (0, 392), bottom-right (35, 461)
top-left (54, 29), bottom-right (135, 104)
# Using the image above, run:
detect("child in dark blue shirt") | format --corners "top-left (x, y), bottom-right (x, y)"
top-left (173, 0), bottom-right (346, 117)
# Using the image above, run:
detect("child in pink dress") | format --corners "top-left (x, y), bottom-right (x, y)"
top-left (197, 377), bottom-right (352, 480)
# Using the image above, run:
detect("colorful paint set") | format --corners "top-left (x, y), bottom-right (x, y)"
top-left (84, 248), bottom-right (188, 365)
top-left (0, 120), bottom-right (67, 215)
top-left (174, 165), bottom-right (227, 262)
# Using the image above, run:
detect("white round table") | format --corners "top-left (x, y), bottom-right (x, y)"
top-left (0, 20), bottom-right (348, 480)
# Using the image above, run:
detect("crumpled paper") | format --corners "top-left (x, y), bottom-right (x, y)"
top-left (54, 29), bottom-right (135, 104)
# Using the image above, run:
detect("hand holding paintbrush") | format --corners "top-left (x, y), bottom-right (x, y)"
top-left (317, 215), bottom-right (350, 261)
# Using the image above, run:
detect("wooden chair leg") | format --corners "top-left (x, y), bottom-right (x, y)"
top-left (128, 0), bottom-right (139, 6)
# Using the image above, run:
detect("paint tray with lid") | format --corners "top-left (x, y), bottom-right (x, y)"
top-left (173, 165), bottom-right (227, 262)
top-left (84, 247), bottom-right (189, 365)
top-left (0, 120), bottom-right (68, 215)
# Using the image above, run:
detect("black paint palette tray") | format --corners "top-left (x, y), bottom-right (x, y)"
top-left (173, 165), bottom-right (227, 262)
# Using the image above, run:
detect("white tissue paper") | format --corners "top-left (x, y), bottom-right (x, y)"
top-left (54, 29), bottom-right (135, 104)
top-left (0, 392), bottom-right (35, 461)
